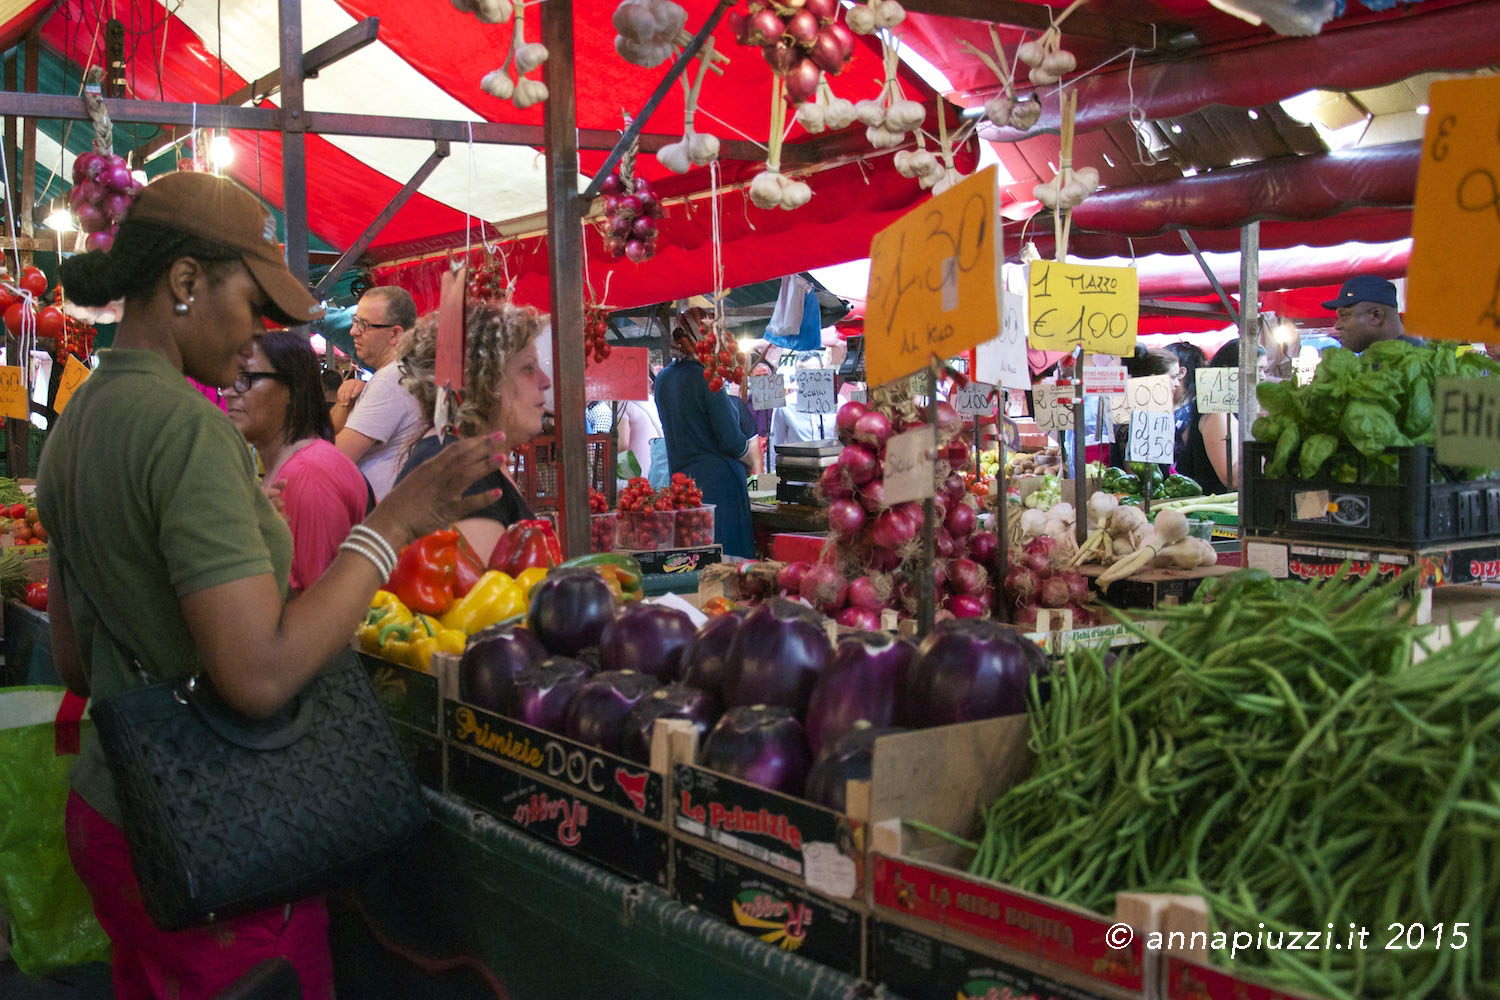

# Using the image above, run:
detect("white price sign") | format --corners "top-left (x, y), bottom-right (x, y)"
top-left (1196, 367), bottom-right (1240, 414)
top-left (882, 426), bottom-right (940, 505)
top-left (748, 372), bottom-right (788, 409)
top-left (795, 368), bottom-right (837, 414)
top-left (1082, 365), bottom-right (1127, 396)
top-left (952, 381), bottom-right (997, 417)
top-left (1032, 382), bottom-right (1076, 432)
top-left (1107, 374), bottom-right (1175, 424)
top-left (974, 289), bottom-right (1031, 391)
top-left (1127, 409), bottom-right (1175, 464)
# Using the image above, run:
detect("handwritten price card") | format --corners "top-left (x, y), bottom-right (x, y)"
top-left (882, 426), bottom-right (940, 505)
top-left (1106, 374), bottom-right (1174, 425)
top-left (795, 368), bottom-right (837, 414)
top-left (1127, 409), bottom-right (1174, 464)
top-left (952, 381), bottom-right (997, 418)
top-left (53, 355), bottom-right (91, 415)
top-left (0, 366), bottom-right (27, 420)
top-left (584, 346), bottom-right (650, 402)
top-left (1032, 382), bottom-right (1076, 433)
top-left (1436, 377), bottom-right (1500, 467)
top-left (865, 167), bottom-right (998, 388)
top-left (1407, 76), bottom-right (1500, 342)
top-left (1027, 261), bottom-right (1139, 356)
top-left (975, 288), bottom-right (1031, 390)
top-left (748, 372), bottom-right (787, 409)
top-left (1196, 366), bottom-right (1240, 414)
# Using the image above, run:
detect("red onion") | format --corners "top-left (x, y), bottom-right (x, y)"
top-left (853, 410), bottom-right (892, 450)
top-left (869, 508), bottom-right (916, 550)
top-left (947, 438), bottom-right (971, 472)
top-left (945, 501), bottom-right (977, 538)
top-left (601, 173), bottom-right (623, 195)
top-left (895, 502), bottom-right (925, 534)
top-left (729, 9), bottom-right (748, 42)
top-left (75, 203), bottom-right (107, 233)
top-left (1069, 604), bottom-right (1098, 628)
top-left (85, 230), bottom-right (114, 253)
top-left (1023, 536), bottom-right (1055, 571)
top-left (763, 40), bottom-right (800, 75)
top-left (618, 194), bottom-right (643, 217)
top-left (933, 562), bottom-right (949, 595)
top-left (104, 162), bottom-right (134, 193)
top-left (608, 214), bottom-right (634, 238)
top-left (101, 192), bottom-right (132, 222)
top-left (1059, 571), bottom-right (1090, 602)
top-left (624, 239), bottom-right (650, 263)
top-left (69, 179), bottom-right (103, 209)
top-left (776, 560), bottom-right (812, 595)
top-left (631, 216), bottom-right (658, 240)
top-left (1039, 576), bottom-right (1073, 609)
top-left (827, 20), bottom-right (856, 58)
top-left (942, 472), bottom-right (967, 503)
top-left (786, 8), bottom-right (820, 48)
top-left (632, 177), bottom-right (654, 197)
top-left (637, 190), bottom-right (661, 217)
top-left (745, 8), bottom-right (785, 45)
top-left (808, 28), bottom-right (846, 73)
top-left (838, 442), bottom-right (879, 485)
top-left (868, 547), bottom-right (901, 572)
top-left (946, 594), bottom-right (985, 619)
top-left (1013, 603), bottom-right (1041, 629)
top-left (947, 558), bottom-right (988, 597)
top-left (935, 401), bottom-right (962, 438)
top-left (847, 575), bottom-right (885, 611)
top-left (820, 463), bottom-right (854, 501)
top-left (784, 57), bottom-right (821, 103)
top-left (827, 498), bottom-right (867, 537)
top-left (71, 151), bottom-right (103, 183)
top-left (1002, 565), bottom-right (1040, 603)
top-left (934, 527), bottom-right (954, 559)
top-left (836, 401), bottom-right (868, 442)
top-left (978, 587), bottom-right (995, 613)
top-left (968, 530), bottom-right (999, 564)
top-left (802, 0), bottom-right (838, 24)
top-left (602, 236), bottom-right (626, 257)
top-left (799, 562), bottom-right (848, 614)
top-left (836, 606), bottom-right (882, 630)
top-left (858, 478), bottom-right (887, 513)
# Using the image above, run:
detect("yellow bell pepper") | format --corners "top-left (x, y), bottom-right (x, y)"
top-left (514, 567), bottom-right (548, 602)
top-left (440, 570), bottom-right (527, 634)
top-left (358, 591), bottom-right (412, 653)
top-left (373, 616), bottom-right (426, 667)
top-left (412, 621), bottom-right (467, 673)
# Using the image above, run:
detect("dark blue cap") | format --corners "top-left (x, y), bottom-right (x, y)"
top-left (1322, 275), bottom-right (1398, 311)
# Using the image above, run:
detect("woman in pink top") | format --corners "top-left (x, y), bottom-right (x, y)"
top-left (224, 330), bottom-right (370, 593)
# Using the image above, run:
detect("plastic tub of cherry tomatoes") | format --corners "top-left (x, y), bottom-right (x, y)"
top-left (617, 510), bottom-right (674, 551)
top-left (673, 505), bottom-right (715, 548)
top-left (590, 513), bottom-right (618, 552)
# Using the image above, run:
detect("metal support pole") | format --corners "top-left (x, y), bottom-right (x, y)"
top-left (1179, 230), bottom-right (1240, 327)
top-left (1237, 222), bottom-right (1260, 505)
top-left (1072, 352), bottom-right (1087, 545)
top-left (278, 0), bottom-right (310, 287)
top-left (918, 360), bottom-right (939, 636)
top-left (543, 0), bottom-right (590, 560)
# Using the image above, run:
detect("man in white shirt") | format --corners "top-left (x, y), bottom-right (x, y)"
top-left (332, 286), bottom-right (424, 500)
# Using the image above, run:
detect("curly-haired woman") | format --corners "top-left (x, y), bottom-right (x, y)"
top-left (395, 299), bottom-right (552, 563)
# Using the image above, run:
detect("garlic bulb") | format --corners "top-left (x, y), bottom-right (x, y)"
top-left (1032, 178), bottom-right (1060, 209)
top-left (931, 168), bottom-right (962, 196)
top-left (656, 137), bottom-right (692, 174)
top-left (450, 0), bottom-right (475, 11)
top-left (750, 171), bottom-right (786, 210)
top-left (853, 99), bottom-right (887, 128)
top-left (1017, 40), bottom-right (1044, 67)
top-left (846, 4), bottom-right (877, 34)
top-left (1028, 67), bottom-right (1060, 86)
top-left (796, 102), bottom-right (828, 134)
top-left (473, 0), bottom-right (513, 23)
top-left (884, 99), bottom-right (926, 133)
top-left (865, 124), bottom-right (905, 149)
top-left (1009, 95), bottom-right (1042, 131)
top-left (983, 94), bottom-right (1013, 129)
top-left (782, 179), bottom-right (813, 209)
top-left (824, 98), bottom-right (856, 130)
top-left (909, 150), bottom-right (941, 179)
top-left (1042, 49), bottom-right (1076, 75)
top-left (874, 0), bottom-right (905, 28)
top-left (512, 78), bottom-right (549, 109)
top-left (1073, 166), bottom-right (1100, 193)
top-left (892, 150), bottom-right (918, 178)
top-left (481, 69), bottom-right (515, 100)
top-left (688, 132), bottom-right (720, 166)
top-left (613, 0), bottom-right (658, 41)
top-left (515, 43), bottom-right (550, 74)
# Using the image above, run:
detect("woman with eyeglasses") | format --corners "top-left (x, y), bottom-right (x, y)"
top-left (224, 331), bottom-right (372, 595)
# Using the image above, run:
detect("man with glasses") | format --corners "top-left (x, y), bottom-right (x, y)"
top-left (1324, 275), bottom-right (1418, 354)
top-left (332, 286), bottom-right (424, 500)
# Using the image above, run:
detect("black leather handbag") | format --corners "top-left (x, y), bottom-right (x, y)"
top-left (90, 644), bottom-right (429, 931)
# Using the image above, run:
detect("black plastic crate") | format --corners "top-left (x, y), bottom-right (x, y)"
top-left (1243, 442), bottom-right (1500, 547)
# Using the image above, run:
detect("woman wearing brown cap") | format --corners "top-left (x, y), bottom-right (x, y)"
top-left (38, 172), bottom-right (503, 999)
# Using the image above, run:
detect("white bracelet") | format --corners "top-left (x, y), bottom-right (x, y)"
top-left (348, 524), bottom-right (399, 571)
top-left (339, 536), bottom-right (395, 580)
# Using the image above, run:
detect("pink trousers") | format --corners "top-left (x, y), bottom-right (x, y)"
top-left (66, 791), bottom-right (336, 1000)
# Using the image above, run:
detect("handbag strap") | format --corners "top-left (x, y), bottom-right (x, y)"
top-left (52, 543), bottom-right (156, 687)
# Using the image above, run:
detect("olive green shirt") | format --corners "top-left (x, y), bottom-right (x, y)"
top-left (36, 349), bottom-right (292, 824)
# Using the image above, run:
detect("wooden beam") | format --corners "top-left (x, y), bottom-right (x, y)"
top-left (279, 0), bottom-right (310, 289)
top-left (896, 0), bottom-right (1160, 49)
top-left (543, 0), bottom-right (590, 560)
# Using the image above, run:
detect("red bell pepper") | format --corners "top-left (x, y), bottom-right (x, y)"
top-left (453, 533), bottom-right (486, 598)
top-left (387, 529), bottom-right (459, 616)
top-left (487, 519), bottom-right (562, 577)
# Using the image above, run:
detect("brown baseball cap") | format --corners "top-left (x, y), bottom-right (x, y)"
top-left (124, 172), bottom-right (325, 326)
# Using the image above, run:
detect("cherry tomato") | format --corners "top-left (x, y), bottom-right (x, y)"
top-left (18, 266), bottom-right (47, 299)
top-left (3, 302), bottom-right (30, 334)
top-left (36, 305), bottom-right (64, 339)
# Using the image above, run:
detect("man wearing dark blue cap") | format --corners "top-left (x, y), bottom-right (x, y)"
top-left (1322, 274), bottom-right (1415, 353)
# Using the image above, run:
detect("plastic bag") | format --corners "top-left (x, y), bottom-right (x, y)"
top-left (0, 686), bottom-right (111, 974)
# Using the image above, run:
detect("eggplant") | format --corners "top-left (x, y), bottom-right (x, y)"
top-left (619, 683), bottom-right (718, 764)
top-left (721, 598), bottom-right (832, 717)
top-left (900, 618), bottom-right (1047, 727)
top-left (563, 670), bottom-right (662, 755)
top-left (678, 609), bottom-right (744, 713)
top-left (527, 567), bottom-right (619, 657)
top-left (804, 722), bottom-right (905, 812)
top-left (699, 704), bottom-right (812, 796)
top-left (599, 602), bottom-right (698, 680)
top-left (501, 656), bottom-right (593, 734)
top-left (803, 630), bottom-right (914, 757)
top-left (457, 625), bottom-right (547, 712)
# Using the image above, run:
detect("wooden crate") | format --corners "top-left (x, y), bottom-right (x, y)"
top-left (1080, 563), bottom-right (1237, 609)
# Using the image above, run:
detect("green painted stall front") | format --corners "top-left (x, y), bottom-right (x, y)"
top-left (331, 790), bottom-right (897, 999)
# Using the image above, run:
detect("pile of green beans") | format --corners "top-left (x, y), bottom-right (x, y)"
top-left (966, 568), bottom-right (1500, 1000)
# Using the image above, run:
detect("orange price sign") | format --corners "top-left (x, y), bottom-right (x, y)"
top-left (864, 167), bottom-right (998, 389)
top-left (0, 366), bottom-right (27, 420)
top-left (584, 346), bottom-right (650, 402)
top-left (53, 355), bottom-right (91, 415)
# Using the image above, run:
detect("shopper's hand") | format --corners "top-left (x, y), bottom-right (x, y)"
top-left (335, 378), bottom-right (365, 409)
top-left (265, 478), bottom-right (290, 524)
top-left (365, 431), bottom-right (508, 545)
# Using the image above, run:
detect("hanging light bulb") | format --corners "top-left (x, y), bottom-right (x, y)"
top-left (43, 200), bottom-right (74, 232)
top-left (209, 129), bottom-right (235, 170)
